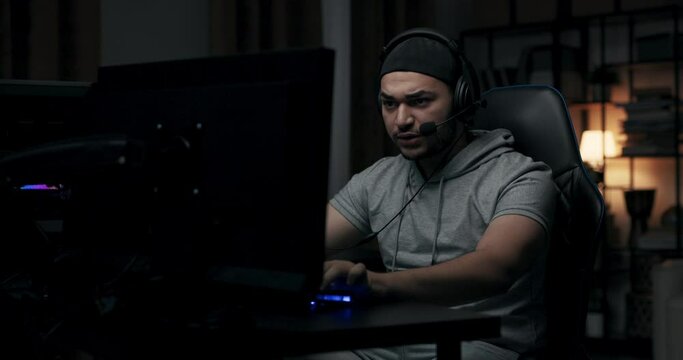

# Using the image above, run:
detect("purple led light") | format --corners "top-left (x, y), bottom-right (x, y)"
top-left (19, 184), bottom-right (59, 191)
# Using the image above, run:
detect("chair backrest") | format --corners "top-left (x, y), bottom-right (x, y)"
top-left (473, 85), bottom-right (605, 358)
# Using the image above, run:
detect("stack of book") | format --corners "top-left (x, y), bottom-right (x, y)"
top-left (619, 88), bottom-right (682, 156)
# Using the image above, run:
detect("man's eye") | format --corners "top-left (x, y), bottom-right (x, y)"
top-left (382, 100), bottom-right (397, 109)
top-left (409, 98), bottom-right (430, 106)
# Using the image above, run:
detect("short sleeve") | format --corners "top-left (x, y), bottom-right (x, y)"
top-left (492, 163), bottom-right (557, 238)
top-left (329, 172), bottom-right (373, 235)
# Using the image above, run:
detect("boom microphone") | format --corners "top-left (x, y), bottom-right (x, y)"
top-left (419, 99), bottom-right (487, 136)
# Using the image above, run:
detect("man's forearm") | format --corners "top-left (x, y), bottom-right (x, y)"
top-left (367, 249), bottom-right (518, 306)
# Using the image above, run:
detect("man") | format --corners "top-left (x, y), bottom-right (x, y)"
top-left (322, 28), bottom-right (557, 359)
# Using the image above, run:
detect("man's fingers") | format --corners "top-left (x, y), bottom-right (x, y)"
top-left (347, 263), bottom-right (367, 285)
top-left (321, 268), bottom-right (340, 290)
top-left (321, 261), bottom-right (347, 290)
top-left (323, 260), bottom-right (337, 272)
top-left (320, 260), bottom-right (367, 290)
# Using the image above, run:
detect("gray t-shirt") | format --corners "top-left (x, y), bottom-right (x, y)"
top-left (330, 129), bottom-right (557, 358)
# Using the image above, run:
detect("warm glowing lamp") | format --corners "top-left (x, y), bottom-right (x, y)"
top-left (580, 130), bottom-right (617, 172)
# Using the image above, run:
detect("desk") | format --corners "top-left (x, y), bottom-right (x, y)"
top-left (250, 302), bottom-right (500, 359)
top-left (5, 297), bottom-right (498, 359)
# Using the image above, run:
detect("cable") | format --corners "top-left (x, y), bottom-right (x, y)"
top-left (327, 126), bottom-right (469, 251)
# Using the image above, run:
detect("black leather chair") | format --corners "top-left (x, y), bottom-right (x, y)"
top-left (474, 85), bottom-right (605, 359)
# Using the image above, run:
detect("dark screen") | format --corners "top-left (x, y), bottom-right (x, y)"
top-left (87, 48), bottom-right (334, 304)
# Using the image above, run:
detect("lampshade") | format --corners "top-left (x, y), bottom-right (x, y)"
top-left (580, 130), bottom-right (617, 167)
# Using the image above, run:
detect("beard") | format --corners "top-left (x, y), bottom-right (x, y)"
top-left (398, 128), bottom-right (457, 161)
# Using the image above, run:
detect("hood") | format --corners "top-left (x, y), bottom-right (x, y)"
top-left (412, 128), bottom-right (515, 184)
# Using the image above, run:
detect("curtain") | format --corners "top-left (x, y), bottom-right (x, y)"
top-left (209, 0), bottom-right (322, 56)
top-left (0, 0), bottom-right (99, 81)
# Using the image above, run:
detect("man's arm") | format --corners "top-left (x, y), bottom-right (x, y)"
top-left (325, 204), bottom-right (365, 257)
top-left (361, 214), bottom-right (546, 306)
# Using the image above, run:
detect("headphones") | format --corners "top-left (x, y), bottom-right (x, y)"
top-left (377, 28), bottom-right (481, 122)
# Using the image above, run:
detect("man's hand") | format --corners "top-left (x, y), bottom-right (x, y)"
top-left (321, 260), bottom-right (369, 290)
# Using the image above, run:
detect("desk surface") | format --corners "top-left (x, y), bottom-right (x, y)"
top-left (4, 297), bottom-right (499, 359)
top-left (250, 301), bottom-right (500, 357)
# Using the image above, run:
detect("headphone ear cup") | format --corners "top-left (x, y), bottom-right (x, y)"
top-left (461, 56), bottom-right (481, 104)
top-left (453, 76), bottom-right (470, 110)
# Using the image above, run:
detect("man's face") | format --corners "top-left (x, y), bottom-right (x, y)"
top-left (379, 71), bottom-right (455, 160)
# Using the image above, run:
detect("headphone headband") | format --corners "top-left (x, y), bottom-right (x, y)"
top-left (380, 28), bottom-right (461, 63)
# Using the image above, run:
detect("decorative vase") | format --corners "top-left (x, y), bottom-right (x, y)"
top-left (624, 189), bottom-right (656, 240)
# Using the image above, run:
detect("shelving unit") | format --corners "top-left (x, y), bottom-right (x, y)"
top-left (461, 4), bottom-right (683, 350)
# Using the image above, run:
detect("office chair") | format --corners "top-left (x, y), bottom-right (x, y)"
top-left (474, 85), bottom-right (605, 359)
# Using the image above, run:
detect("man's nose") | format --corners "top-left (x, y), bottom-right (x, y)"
top-left (396, 104), bottom-right (414, 128)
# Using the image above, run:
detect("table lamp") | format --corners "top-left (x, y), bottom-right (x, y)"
top-left (580, 130), bottom-right (617, 185)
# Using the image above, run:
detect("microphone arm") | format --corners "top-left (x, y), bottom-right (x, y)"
top-left (419, 99), bottom-right (487, 136)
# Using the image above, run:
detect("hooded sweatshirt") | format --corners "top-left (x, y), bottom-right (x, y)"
top-left (330, 128), bottom-right (557, 359)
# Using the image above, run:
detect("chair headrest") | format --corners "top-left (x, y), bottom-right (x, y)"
top-left (473, 85), bottom-right (583, 178)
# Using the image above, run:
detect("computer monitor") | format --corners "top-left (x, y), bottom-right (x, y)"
top-left (0, 80), bottom-right (91, 155)
top-left (86, 48), bottom-right (335, 307)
